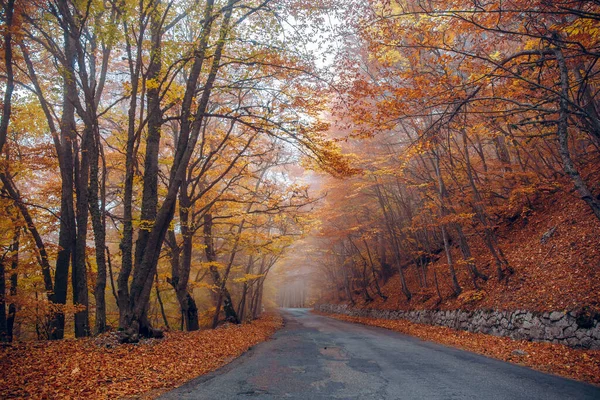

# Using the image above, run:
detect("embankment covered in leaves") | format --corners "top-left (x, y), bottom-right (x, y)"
top-left (318, 190), bottom-right (600, 315)
top-left (0, 314), bottom-right (282, 399)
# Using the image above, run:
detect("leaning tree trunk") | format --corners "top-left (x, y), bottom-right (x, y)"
top-left (122, 0), bottom-right (233, 338)
top-left (374, 183), bottom-right (412, 300)
top-left (554, 48), bottom-right (600, 221)
top-left (168, 188), bottom-right (200, 332)
top-left (203, 213), bottom-right (239, 327)
top-left (432, 152), bottom-right (462, 296)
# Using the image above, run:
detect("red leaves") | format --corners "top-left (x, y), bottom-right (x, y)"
top-left (0, 314), bottom-right (282, 399)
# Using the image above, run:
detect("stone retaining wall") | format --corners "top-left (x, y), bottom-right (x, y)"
top-left (314, 304), bottom-right (600, 349)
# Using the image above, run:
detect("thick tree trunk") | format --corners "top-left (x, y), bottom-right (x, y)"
top-left (0, 0), bottom-right (15, 156)
top-left (73, 124), bottom-right (92, 338)
top-left (45, 32), bottom-right (79, 340)
top-left (134, 0), bottom-right (163, 274)
top-left (90, 130), bottom-right (107, 334)
top-left (125, 0), bottom-right (165, 335)
top-left (117, 19), bottom-right (142, 328)
top-left (122, 0), bottom-right (232, 337)
top-left (6, 228), bottom-right (19, 342)
top-left (203, 214), bottom-right (240, 327)
top-left (169, 177), bottom-right (201, 331)
top-left (168, 231), bottom-right (200, 331)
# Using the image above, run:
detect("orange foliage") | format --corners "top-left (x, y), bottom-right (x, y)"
top-left (321, 188), bottom-right (600, 313)
top-left (0, 314), bottom-right (282, 399)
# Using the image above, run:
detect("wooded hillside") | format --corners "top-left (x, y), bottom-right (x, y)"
top-left (304, 0), bottom-right (600, 317)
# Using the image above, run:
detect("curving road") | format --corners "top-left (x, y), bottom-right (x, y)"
top-left (160, 308), bottom-right (600, 399)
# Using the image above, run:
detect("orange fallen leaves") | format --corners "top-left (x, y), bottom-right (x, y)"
top-left (321, 189), bottom-right (600, 314)
top-left (0, 314), bottom-right (282, 399)
top-left (316, 311), bottom-right (600, 386)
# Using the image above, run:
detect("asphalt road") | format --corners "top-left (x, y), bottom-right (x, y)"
top-left (160, 308), bottom-right (600, 399)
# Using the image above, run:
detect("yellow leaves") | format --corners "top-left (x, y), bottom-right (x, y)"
top-left (137, 220), bottom-right (157, 234)
top-left (189, 281), bottom-right (217, 290)
top-left (457, 289), bottom-right (486, 304)
top-left (523, 39), bottom-right (541, 51)
top-left (122, 81), bottom-right (132, 97)
top-left (198, 261), bottom-right (224, 270)
top-left (564, 18), bottom-right (600, 38)
top-left (489, 50), bottom-right (502, 62)
top-left (233, 273), bottom-right (265, 283)
top-left (146, 78), bottom-right (160, 91)
top-left (376, 48), bottom-right (405, 66)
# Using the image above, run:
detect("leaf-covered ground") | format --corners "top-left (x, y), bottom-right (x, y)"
top-left (0, 314), bottom-right (282, 399)
top-left (316, 311), bottom-right (600, 385)
top-left (321, 189), bottom-right (600, 313)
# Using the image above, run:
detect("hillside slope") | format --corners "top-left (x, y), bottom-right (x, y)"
top-left (321, 190), bottom-right (600, 313)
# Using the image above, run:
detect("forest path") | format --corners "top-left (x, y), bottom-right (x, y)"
top-left (159, 308), bottom-right (600, 399)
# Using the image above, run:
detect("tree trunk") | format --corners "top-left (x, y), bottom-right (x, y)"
top-left (432, 152), bottom-right (462, 296)
top-left (203, 213), bottom-right (239, 327)
top-left (460, 129), bottom-right (511, 280)
top-left (116, 15), bottom-right (143, 329)
top-left (0, 0), bottom-right (15, 156)
top-left (374, 183), bottom-right (412, 300)
top-left (90, 130), bottom-right (107, 334)
top-left (122, 0), bottom-right (233, 337)
top-left (73, 124), bottom-right (92, 338)
top-left (554, 48), bottom-right (600, 221)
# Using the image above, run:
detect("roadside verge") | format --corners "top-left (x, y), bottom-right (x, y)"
top-left (314, 310), bottom-right (600, 385)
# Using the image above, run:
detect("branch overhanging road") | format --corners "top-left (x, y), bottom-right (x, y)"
top-left (160, 308), bottom-right (600, 399)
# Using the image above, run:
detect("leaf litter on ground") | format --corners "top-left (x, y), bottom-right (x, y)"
top-left (0, 314), bottom-right (282, 399)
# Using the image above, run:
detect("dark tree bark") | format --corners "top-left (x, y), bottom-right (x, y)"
top-left (432, 151), bottom-right (462, 296)
top-left (203, 213), bottom-right (240, 327)
top-left (72, 123), bottom-right (91, 338)
top-left (134, 0), bottom-right (163, 277)
top-left (6, 228), bottom-right (18, 342)
top-left (90, 129), bottom-right (107, 334)
top-left (123, 0), bottom-right (235, 337)
top-left (554, 48), bottom-right (600, 221)
top-left (0, 0), bottom-right (15, 156)
top-left (20, 42), bottom-right (76, 340)
top-left (117, 12), bottom-right (144, 329)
